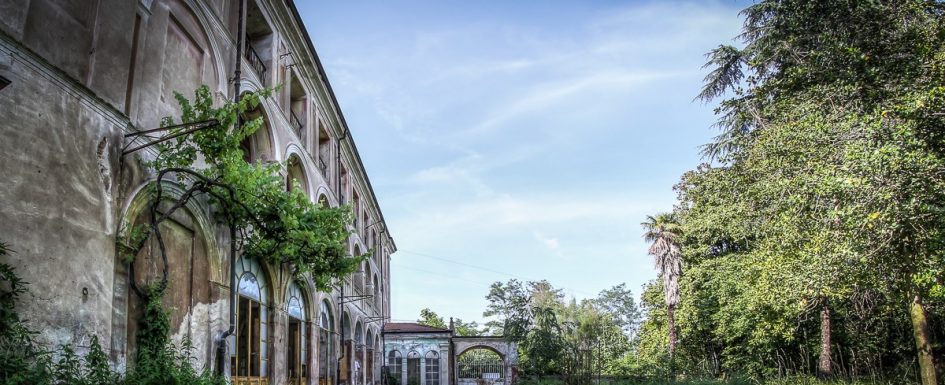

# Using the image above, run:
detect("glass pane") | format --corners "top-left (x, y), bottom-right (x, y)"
top-left (407, 357), bottom-right (420, 385)
top-left (288, 297), bottom-right (304, 319)
top-left (288, 320), bottom-right (299, 378)
top-left (239, 273), bottom-right (261, 300)
top-left (251, 301), bottom-right (261, 376)
top-left (236, 297), bottom-right (250, 376)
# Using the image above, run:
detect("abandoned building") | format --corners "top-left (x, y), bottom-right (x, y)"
top-left (0, 1), bottom-right (395, 385)
top-left (382, 322), bottom-right (518, 385)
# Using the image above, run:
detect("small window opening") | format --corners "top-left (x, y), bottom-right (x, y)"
top-left (317, 121), bottom-right (331, 177)
top-left (245, 2), bottom-right (273, 85)
top-left (288, 73), bottom-right (306, 140)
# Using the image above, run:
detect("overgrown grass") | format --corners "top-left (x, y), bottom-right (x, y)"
top-left (518, 376), bottom-right (905, 385)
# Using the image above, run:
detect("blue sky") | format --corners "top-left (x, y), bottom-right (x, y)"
top-left (297, 1), bottom-right (747, 325)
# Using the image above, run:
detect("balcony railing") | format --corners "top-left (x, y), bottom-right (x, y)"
top-left (317, 155), bottom-right (329, 177)
top-left (245, 42), bottom-right (267, 85)
top-left (290, 110), bottom-right (304, 138)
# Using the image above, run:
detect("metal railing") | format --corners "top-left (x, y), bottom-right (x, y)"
top-left (317, 155), bottom-right (329, 177)
top-left (458, 349), bottom-right (505, 380)
top-left (245, 41), bottom-right (267, 85)
top-left (290, 109), bottom-right (304, 138)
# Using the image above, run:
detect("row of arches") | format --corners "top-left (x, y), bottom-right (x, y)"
top-left (228, 256), bottom-right (383, 385)
top-left (240, 99), bottom-right (384, 315)
top-left (112, 1), bottom-right (390, 384)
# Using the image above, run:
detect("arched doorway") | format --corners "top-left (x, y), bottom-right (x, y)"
top-left (407, 350), bottom-right (421, 385)
top-left (365, 329), bottom-right (375, 385)
top-left (354, 321), bottom-right (364, 385)
top-left (342, 312), bottom-right (352, 385)
top-left (373, 335), bottom-right (381, 385)
top-left (230, 256), bottom-right (271, 384)
top-left (286, 281), bottom-right (308, 385)
top-left (124, 185), bottom-right (215, 366)
top-left (319, 300), bottom-right (335, 385)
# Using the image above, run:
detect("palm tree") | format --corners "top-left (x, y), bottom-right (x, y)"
top-left (641, 212), bottom-right (683, 357)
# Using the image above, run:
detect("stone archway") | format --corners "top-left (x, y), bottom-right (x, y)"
top-left (117, 182), bottom-right (223, 369)
top-left (453, 337), bottom-right (518, 385)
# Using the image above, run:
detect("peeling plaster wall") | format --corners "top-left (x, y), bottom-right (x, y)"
top-left (0, 35), bottom-right (127, 353)
top-left (0, 1), bottom-right (396, 384)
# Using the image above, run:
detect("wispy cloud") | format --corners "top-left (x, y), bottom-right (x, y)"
top-left (462, 69), bottom-right (689, 137)
top-left (303, 0), bottom-right (745, 323)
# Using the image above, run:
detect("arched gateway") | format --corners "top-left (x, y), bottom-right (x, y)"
top-left (453, 337), bottom-right (518, 385)
top-left (383, 323), bottom-right (518, 385)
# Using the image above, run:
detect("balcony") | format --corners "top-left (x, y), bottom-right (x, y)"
top-left (289, 109), bottom-right (304, 139)
top-left (245, 42), bottom-right (267, 85)
top-left (317, 158), bottom-right (329, 180)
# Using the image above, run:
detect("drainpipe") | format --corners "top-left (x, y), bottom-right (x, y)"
top-left (217, 0), bottom-right (244, 375)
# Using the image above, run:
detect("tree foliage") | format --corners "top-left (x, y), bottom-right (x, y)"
top-left (479, 279), bottom-right (642, 381)
top-left (635, 1), bottom-right (945, 383)
top-left (137, 86), bottom-right (361, 291)
top-left (417, 308), bottom-right (447, 329)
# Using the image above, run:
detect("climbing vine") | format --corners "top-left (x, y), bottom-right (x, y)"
top-left (112, 84), bottom-right (365, 379)
top-left (122, 85), bottom-right (363, 293)
top-left (0, 85), bottom-right (365, 384)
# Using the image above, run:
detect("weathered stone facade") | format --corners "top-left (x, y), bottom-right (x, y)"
top-left (0, 1), bottom-right (394, 385)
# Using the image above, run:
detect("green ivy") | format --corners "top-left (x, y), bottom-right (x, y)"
top-left (142, 85), bottom-right (364, 290)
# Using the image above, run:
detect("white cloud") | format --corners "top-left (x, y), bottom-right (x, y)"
top-left (532, 231), bottom-right (560, 250)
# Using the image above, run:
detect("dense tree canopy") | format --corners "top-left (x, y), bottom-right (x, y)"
top-left (633, 1), bottom-right (945, 383)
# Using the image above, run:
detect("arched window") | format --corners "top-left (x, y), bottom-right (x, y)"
top-left (319, 300), bottom-right (335, 385)
top-left (342, 312), bottom-right (352, 341)
top-left (373, 274), bottom-right (380, 309)
top-left (425, 351), bottom-right (439, 385)
top-left (240, 104), bottom-right (274, 163)
top-left (231, 256), bottom-right (270, 383)
top-left (286, 155), bottom-right (307, 193)
top-left (386, 350), bottom-right (402, 385)
top-left (286, 281), bottom-right (308, 385)
top-left (364, 263), bottom-right (373, 304)
top-left (353, 247), bottom-right (364, 294)
top-left (406, 351), bottom-right (420, 385)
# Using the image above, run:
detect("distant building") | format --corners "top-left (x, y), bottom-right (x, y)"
top-left (382, 322), bottom-right (518, 385)
top-left (0, 1), bottom-right (394, 385)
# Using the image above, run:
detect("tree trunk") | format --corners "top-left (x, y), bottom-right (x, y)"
top-left (667, 304), bottom-right (677, 355)
top-left (910, 294), bottom-right (938, 385)
top-left (667, 304), bottom-right (677, 378)
top-left (817, 302), bottom-right (832, 379)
